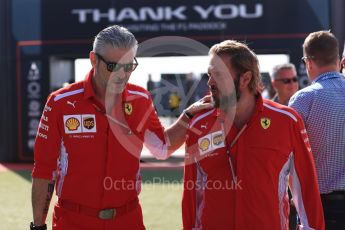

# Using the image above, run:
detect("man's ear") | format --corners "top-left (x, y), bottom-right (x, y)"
top-left (90, 51), bottom-right (97, 68)
top-left (306, 57), bottom-right (314, 71)
top-left (340, 57), bottom-right (345, 70)
top-left (240, 71), bottom-right (252, 89)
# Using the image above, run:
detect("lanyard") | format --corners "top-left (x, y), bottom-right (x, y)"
top-left (221, 122), bottom-right (247, 184)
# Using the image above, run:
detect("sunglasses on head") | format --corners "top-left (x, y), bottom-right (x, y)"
top-left (276, 77), bottom-right (298, 84)
top-left (96, 53), bottom-right (138, 72)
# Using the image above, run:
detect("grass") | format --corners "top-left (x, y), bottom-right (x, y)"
top-left (0, 168), bottom-right (183, 230)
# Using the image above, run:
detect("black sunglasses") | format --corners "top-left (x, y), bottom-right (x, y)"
top-left (96, 53), bottom-right (138, 72)
top-left (276, 77), bottom-right (298, 84)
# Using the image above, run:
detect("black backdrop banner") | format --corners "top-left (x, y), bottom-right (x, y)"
top-left (39, 0), bottom-right (329, 41)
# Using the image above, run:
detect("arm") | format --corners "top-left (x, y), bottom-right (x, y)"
top-left (288, 90), bottom-right (313, 124)
top-left (290, 115), bottom-right (325, 230)
top-left (144, 96), bottom-right (213, 159)
top-left (31, 94), bottom-right (60, 227)
top-left (32, 178), bottom-right (55, 226)
top-left (164, 110), bottom-right (192, 153)
top-left (107, 89), bottom-right (212, 160)
top-left (165, 96), bottom-right (214, 152)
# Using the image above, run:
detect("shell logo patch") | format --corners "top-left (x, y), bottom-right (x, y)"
top-left (64, 114), bottom-right (96, 134)
top-left (260, 117), bottom-right (271, 129)
top-left (199, 138), bottom-right (210, 152)
top-left (124, 103), bottom-right (133, 115)
top-left (65, 117), bottom-right (80, 131)
top-left (198, 130), bottom-right (225, 156)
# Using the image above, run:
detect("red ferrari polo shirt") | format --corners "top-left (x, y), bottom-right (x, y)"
top-left (182, 95), bottom-right (324, 230)
top-left (32, 69), bottom-right (165, 209)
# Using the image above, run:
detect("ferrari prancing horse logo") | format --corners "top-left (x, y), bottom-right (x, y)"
top-left (124, 103), bottom-right (133, 115)
top-left (260, 117), bottom-right (271, 129)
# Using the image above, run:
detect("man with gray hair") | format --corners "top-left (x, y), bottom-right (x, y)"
top-left (30, 25), bottom-right (209, 229)
top-left (270, 63), bottom-right (299, 105)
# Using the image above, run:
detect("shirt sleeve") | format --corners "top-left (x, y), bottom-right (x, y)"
top-left (290, 113), bottom-right (325, 230)
top-left (32, 94), bottom-right (61, 180)
top-left (142, 96), bottom-right (167, 159)
top-left (288, 91), bottom-right (314, 124)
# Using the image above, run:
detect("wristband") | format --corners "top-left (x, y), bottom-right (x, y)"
top-left (184, 110), bottom-right (194, 120)
top-left (30, 222), bottom-right (47, 230)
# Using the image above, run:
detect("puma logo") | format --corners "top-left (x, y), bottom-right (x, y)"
top-left (67, 101), bottom-right (76, 108)
top-left (201, 124), bottom-right (207, 129)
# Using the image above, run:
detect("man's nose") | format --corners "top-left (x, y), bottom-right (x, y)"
top-left (207, 76), bottom-right (216, 86)
top-left (110, 69), bottom-right (127, 79)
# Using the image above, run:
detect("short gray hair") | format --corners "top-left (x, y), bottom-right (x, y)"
top-left (271, 63), bottom-right (296, 80)
top-left (93, 25), bottom-right (138, 55)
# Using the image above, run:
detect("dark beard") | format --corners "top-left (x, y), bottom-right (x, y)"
top-left (215, 76), bottom-right (241, 110)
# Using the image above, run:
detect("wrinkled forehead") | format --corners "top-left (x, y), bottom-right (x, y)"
top-left (277, 68), bottom-right (297, 77)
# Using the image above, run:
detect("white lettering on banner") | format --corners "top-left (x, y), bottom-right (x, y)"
top-left (165, 6), bottom-right (187, 20)
top-left (26, 62), bottom-right (42, 149)
top-left (28, 100), bottom-right (41, 117)
top-left (71, 4), bottom-right (263, 23)
top-left (193, 5), bottom-right (214, 19)
top-left (213, 4), bottom-right (263, 19)
top-left (92, 9), bottom-right (115, 22)
top-left (71, 9), bottom-right (93, 23)
top-left (239, 4), bottom-right (263, 18)
top-left (140, 7), bottom-right (164, 21)
top-left (117, 8), bottom-right (139, 21)
top-left (72, 6), bottom-right (187, 23)
top-left (28, 139), bottom-right (35, 149)
top-left (186, 22), bottom-right (226, 30)
top-left (27, 82), bottom-right (40, 99)
top-left (124, 22), bottom-right (226, 33)
top-left (125, 23), bottom-right (160, 32)
top-left (160, 23), bottom-right (176, 31)
top-left (28, 119), bottom-right (40, 137)
top-left (214, 4), bottom-right (238, 19)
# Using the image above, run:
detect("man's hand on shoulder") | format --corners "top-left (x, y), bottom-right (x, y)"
top-left (184, 95), bottom-right (214, 119)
